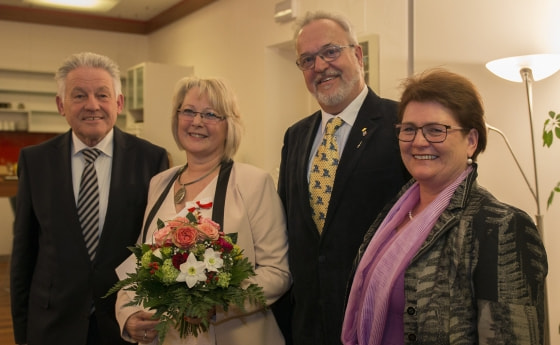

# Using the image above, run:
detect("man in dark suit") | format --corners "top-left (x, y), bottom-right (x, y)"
top-left (10, 52), bottom-right (169, 345)
top-left (275, 12), bottom-right (410, 345)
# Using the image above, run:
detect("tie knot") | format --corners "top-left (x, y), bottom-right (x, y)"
top-left (82, 148), bottom-right (102, 164)
top-left (325, 117), bottom-right (343, 135)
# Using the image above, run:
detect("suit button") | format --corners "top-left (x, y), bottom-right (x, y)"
top-left (318, 255), bottom-right (326, 263)
top-left (408, 333), bottom-right (417, 342)
top-left (407, 306), bottom-right (416, 315)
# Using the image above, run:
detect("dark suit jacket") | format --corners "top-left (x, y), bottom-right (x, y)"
top-left (276, 88), bottom-right (411, 345)
top-left (10, 127), bottom-right (168, 345)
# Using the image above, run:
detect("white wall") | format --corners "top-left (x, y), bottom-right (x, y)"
top-left (1, 0), bottom-right (558, 341)
top-left (0, 21), bottom-right (149, 72)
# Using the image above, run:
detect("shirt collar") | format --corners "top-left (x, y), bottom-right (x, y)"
top-left (319, 85), bottom-right (368, 133)
top-left (72, 129), bottom-right (114, 158)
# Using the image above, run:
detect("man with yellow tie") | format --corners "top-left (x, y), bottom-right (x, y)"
top-left (274, 11), bottom-right (410, 345)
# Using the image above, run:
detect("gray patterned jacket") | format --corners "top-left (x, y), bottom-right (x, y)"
top-left (349, 165), bottom-right (548, 344)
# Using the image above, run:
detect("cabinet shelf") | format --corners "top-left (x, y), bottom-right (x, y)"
top-left (0, 88), bottom-right (56, 97)
top-left (0, 68), bottom-right (54, 76)
top-left (0, 109), bottom-right (67, 133)
top-left (0, 68), bottom-right (65, 133)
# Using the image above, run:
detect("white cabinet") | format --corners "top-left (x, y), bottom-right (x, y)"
top-left (125, 62), bottom-right (194, 166)
top-left (0, 109), bottom-right (68, 133)
top-left (0, 69), bottom-right (69, 133)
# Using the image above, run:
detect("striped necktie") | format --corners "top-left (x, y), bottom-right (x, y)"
top-left (309, 117), bottom-right (343, 233)
top-left (78, 148), bottom-right (102, 261)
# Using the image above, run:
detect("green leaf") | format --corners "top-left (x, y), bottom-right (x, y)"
top-left (157, 218), bottom-right (165, 229)
top-left (186, 212), bottom-right (198, 222)
top-left (103, 276), bottom-right (137, 297)
top-left (546, 181), bottom-right (560, 209)
top-left (228, 232), bottom-right (238, 244)
top-left (547, 190), bottom-right (554, 209)
top-left (543, 130), bottom-right (553, 147)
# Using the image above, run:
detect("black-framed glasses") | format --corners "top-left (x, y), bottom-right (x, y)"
top-left (395, 123), bottom-right (466, 143)
top-left (177, 109), bottom-right (226, 124)
top-left (295, 44), bottom-right (355, 71)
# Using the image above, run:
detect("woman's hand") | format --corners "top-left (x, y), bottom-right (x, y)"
top-left (125, 310), bottom-right (160, 343)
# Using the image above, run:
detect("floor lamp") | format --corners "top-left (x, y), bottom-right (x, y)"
top-left (486, 53), bottom-right (560, 345)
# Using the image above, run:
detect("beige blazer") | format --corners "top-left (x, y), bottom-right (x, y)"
top-left (115, 162), bottom-right (291, 345)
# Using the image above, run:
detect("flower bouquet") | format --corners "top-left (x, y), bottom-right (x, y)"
top-left (105, 212), bottom-right (266, 343)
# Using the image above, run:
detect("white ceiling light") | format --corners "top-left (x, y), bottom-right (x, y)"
top-left (23, 0), bottom-right (119, 12)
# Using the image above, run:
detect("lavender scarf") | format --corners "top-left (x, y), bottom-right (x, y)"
top-left (341, 167), bottom-right (471, 345)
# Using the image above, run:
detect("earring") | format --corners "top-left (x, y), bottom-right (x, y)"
top-left (467, 157), bottom-right (473, 165)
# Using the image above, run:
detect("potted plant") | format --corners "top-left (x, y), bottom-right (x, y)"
top-left (542, 110), bottom-right (560, 208)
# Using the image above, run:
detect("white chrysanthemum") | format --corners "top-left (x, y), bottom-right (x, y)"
top-left (203, 248), bottom-right (224, 272)
top-left (176, 253), bottom-right (207, 288)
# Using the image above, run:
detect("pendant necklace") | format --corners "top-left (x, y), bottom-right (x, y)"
top-left (174, 162), bottom-right (222, 204)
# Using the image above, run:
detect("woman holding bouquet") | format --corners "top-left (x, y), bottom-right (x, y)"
top-left (115, 76), bottom-right (291, 344)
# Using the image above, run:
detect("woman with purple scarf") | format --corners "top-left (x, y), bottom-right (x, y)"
top-left (341, 69), bottom-right (547, 345)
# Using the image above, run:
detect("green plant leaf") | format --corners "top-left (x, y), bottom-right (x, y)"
top-left (543, 131), bottom-right (553, 148)
top-left (546, 181), bottom-right (560, 209)
top-left (544, 112), bottom-right (560, 208)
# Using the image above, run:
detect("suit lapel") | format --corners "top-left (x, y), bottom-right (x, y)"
top-left (325, 89), bottom-right (382, 227)
top-left (47, 131), bottom-right (92, 261)
top-left (100, 127), bottom-right (126, 233)
top-left (299, 112), bottom-right (322, 231)
top-left (51, 131), bottom-right (81, 224)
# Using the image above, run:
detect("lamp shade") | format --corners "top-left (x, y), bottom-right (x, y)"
top-left (486, 54), bottom-right (560, 82)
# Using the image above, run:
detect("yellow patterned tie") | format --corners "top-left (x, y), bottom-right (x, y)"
top-left (309, 117), bottom-right (343, 233)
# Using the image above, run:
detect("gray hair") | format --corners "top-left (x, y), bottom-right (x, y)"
top-left (293, 11), bottom-right (359, 46)
top-left (171, 76), bottom-right (244, 161)
top-left (54, 52), bottom-right (122, 100)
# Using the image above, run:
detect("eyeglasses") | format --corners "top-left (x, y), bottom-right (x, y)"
top-left (295, 44), bottom-right (355, 71)
top-left (395, 123), bottom-right (466, 143)
top-left (177, 109), bottom-right (226, 124)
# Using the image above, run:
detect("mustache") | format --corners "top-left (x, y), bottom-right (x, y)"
top-left (314, 70), bottom-right (340, 84)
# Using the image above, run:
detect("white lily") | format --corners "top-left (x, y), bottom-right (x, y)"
top-left (176, 253), bottom-right (207, 288)
top-left (203, 248), bottom-right (224, 272)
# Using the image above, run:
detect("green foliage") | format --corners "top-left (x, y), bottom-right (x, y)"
top-left (102, 214), bottom-right (266, 343)
top-left (542, 110), bottom-right (560, 208)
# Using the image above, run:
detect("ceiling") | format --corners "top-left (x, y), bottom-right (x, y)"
top-left (0, 0), bottom-right (217, 34)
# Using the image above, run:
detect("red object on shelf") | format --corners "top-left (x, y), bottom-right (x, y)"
top-left (0, 131), bottom-right (58, 165)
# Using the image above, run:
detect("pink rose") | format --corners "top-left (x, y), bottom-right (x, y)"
top-left (199, 217), bottom-right (221, 231)
top-left (197, 223), bottom-right (220, 241)
top-left (173, 225), bottom-right (198, 249)
top-left (167, 217), bottom-right (189, 227)
top-left (153, 226), bottom-right (173, 247)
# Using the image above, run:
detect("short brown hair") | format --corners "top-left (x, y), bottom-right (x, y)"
top-left (398, 68), bottom-right (487, 160)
